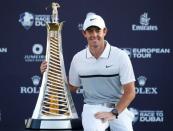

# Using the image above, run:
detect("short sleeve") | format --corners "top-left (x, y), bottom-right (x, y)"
top-left (119, 51), bottom-right (136, 85)
top-left (69, 55), bottom-right (81, 87)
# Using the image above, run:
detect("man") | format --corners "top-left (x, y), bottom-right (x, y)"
top-left (41, 12), bottom-right (136, 131)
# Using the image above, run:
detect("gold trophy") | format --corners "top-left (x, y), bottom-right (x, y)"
top-left (25, 2), bottom-right (81, 129)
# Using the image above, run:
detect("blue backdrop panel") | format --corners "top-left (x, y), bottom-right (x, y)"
top-left (0, 0), bottom-right (172, 130)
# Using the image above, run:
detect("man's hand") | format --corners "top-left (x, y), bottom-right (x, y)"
top-left (40, 61), bottom-right (47, 74)
top-left (95, 112), bottom-right (115, 122)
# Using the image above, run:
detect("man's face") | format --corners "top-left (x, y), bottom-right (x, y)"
top-left (83, 26), bottom-right (107, 48)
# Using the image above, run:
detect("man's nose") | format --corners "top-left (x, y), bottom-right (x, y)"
top-left (91, 30), bottom-right (97, 36)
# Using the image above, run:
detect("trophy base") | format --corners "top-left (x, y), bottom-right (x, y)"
top-left (25, 118), bottom-right (82, 130)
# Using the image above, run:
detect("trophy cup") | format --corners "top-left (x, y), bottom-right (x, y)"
top-left (25, 2), bottom-right (81, 129)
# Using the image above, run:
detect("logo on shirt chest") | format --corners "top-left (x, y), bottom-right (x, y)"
top-left (105, 65), bottom-right (113, 68)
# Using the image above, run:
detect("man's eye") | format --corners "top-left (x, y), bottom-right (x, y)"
top-left (96, 29), bottom-right (100, 32)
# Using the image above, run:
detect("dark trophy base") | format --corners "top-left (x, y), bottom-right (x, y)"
top-left (25, 118), bottom-right (83, 130)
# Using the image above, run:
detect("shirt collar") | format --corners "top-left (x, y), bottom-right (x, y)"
top-left (86, 40), bottom-right (111, 59)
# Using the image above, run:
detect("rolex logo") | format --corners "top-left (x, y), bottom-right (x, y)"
top-left (31, 75), bottom-right (41, 86)
top-left (137, 76), bottom-right (147, 86)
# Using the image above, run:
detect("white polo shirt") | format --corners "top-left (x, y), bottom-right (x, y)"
top-left (69, 41), bottom-right (135, 105)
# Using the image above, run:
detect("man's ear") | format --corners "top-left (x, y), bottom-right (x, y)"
top-left (103, 28), bottom-right (108, 35)
top-left (82, 31), bottom-right (87, 38)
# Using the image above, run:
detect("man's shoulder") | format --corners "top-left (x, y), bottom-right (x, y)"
top-left (73, 48), bottom-right (86, 58)
top-left (111, 45), bottom-right (124, 54)
top-left (110, 45), bottom-right (129, 58)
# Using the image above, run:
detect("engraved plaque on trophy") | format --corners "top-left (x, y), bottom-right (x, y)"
top-left (25, 2), bottom-right (81, 129)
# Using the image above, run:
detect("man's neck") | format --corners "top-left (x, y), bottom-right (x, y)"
top-left (89, 42), bottom-right (106, 59)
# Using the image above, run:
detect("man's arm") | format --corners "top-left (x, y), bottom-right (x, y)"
top-left (116, 81), bottom-right (136, 113)
top-left (40, 61), bottom-right (47, 74)
top-left (68, 83), bottom-right (79, 93)
top-left (95, 81), bottom-right (136, 121)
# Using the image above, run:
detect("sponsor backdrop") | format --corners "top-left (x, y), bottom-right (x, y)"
top-left (0, 0), bottom-right (172, 130)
